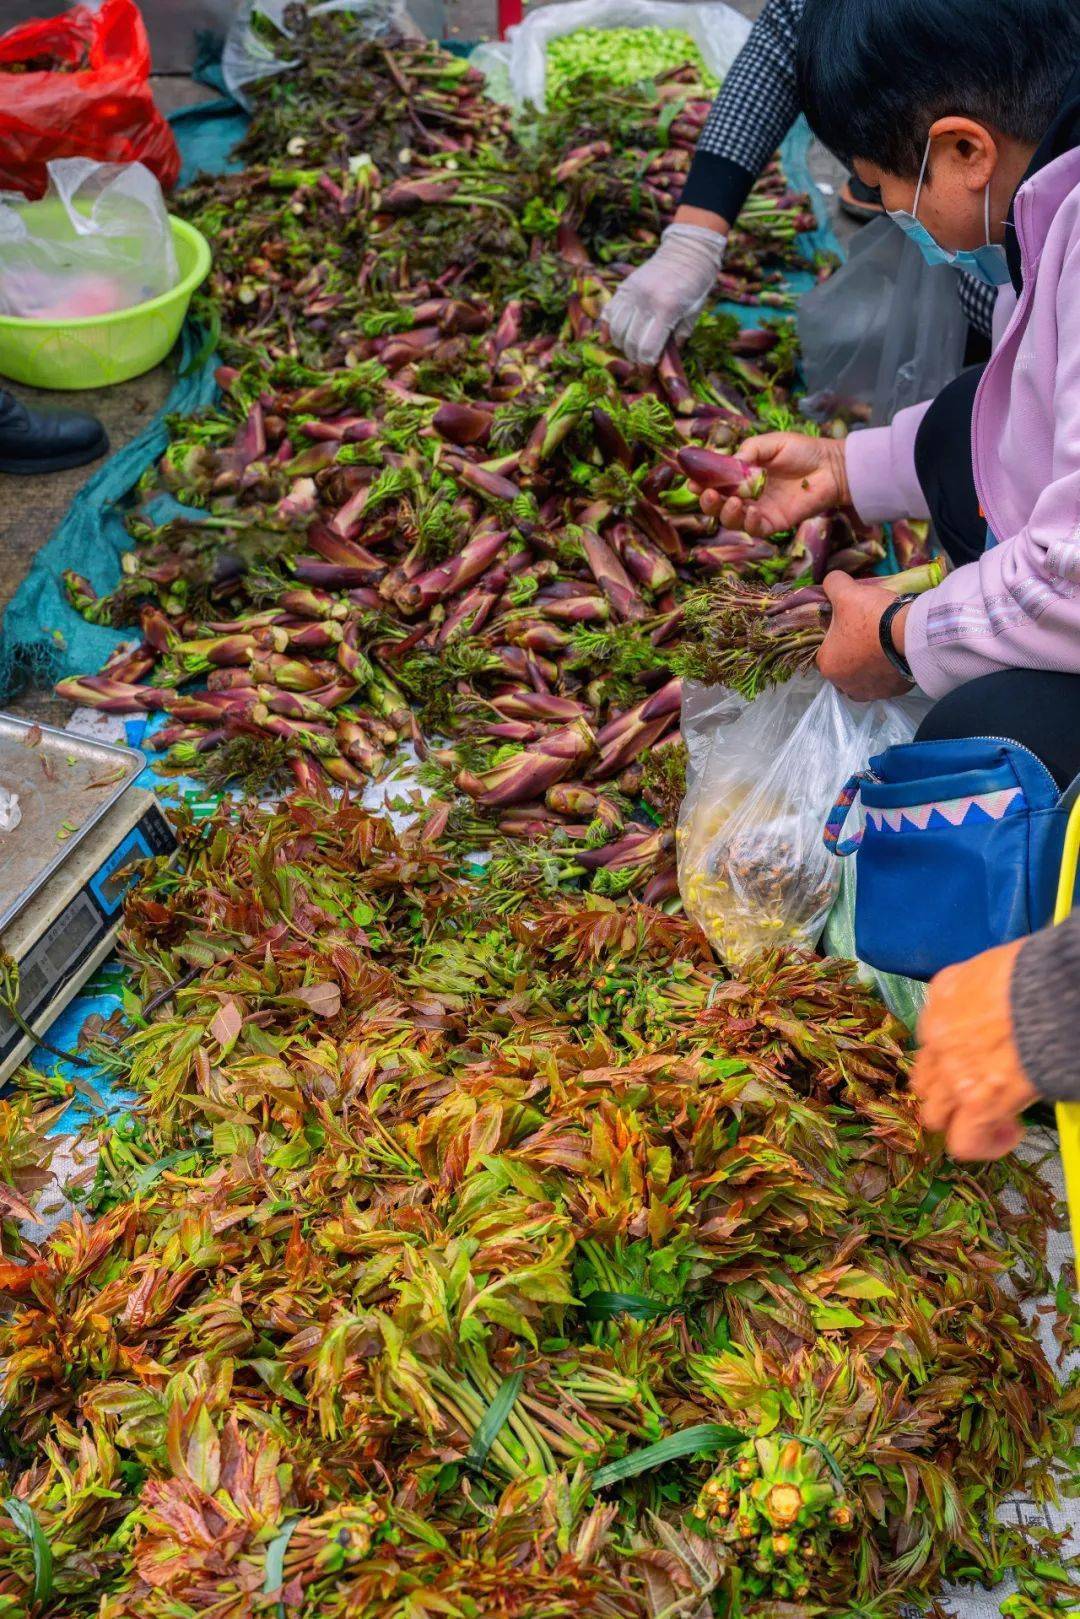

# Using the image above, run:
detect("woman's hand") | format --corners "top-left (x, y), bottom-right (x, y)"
top-left (911, 938), bottom-right (1038, 1159)
top-left (695, 431), bottom-right (850, 537)
top-left (816, 575), bottom-right (914, 700)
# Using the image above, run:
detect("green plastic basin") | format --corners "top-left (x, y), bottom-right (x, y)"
top-left (0, 214), bottom-right (211, 391)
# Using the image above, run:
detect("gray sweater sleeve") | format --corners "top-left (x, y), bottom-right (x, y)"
top-left (1010, 910), bottom-right (1080, 1102)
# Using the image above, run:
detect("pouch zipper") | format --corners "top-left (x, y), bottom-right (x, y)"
top-left (866, 734), bottom-right (1059, 799)
top-left (972, 734), bottom-right (1060, 800)
top-left (860, 736), bottom-right (1059, 801)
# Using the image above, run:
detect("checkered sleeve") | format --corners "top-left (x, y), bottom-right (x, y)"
top-left (956, 272), bottom-right (997, 339)
top-left (679, 0), bottom-right (805, 224)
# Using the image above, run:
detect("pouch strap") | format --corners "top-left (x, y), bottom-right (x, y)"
top-left (823, 771), bottom-right (873, 857)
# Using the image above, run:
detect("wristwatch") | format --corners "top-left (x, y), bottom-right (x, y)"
top-left (879, 594), bottom-right (915, 682)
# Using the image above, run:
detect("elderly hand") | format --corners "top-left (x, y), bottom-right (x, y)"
top-left (912, 938), bottom-right (1038, 1159)
top-left (701, 431), bottom-right (850, 537)
top-left (815, 574), bottom-right (914, 700)
top-left (604, 223), bottom-right (728, 368)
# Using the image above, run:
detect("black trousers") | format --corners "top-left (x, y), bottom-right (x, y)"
top-left (910, 368), bottom-right (1080, 791)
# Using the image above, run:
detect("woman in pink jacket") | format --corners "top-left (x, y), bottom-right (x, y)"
top-left (714, 0), bottom-right (1080, 790)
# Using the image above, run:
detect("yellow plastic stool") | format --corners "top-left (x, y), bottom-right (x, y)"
top-left (1052, 795), bottom-right (1080, 1255)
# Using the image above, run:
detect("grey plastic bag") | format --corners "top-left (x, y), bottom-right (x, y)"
top-left (798, 216), bottom-right (968, 426)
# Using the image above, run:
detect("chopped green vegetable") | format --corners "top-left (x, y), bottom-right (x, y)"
top-left (547, 25), bottom-right (719, 104)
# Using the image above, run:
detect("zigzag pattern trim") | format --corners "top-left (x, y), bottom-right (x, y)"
top-left (866, 786), bottom-right (1023, 833)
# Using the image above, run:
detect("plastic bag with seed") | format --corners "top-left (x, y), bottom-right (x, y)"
top-left (677, 675), bottom-right (927, 965)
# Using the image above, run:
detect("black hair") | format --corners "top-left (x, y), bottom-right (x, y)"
top-left (796, 0), bottom-right (1080, 176)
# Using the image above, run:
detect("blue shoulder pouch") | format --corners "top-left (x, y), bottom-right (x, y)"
top-left (824, 737), bottom-right (1070, 980)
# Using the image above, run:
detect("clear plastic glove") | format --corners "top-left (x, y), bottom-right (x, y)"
top-left (604, 223), bottom-right (728, 367)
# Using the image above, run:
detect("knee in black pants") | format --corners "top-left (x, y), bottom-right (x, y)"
top-left (915, 669), bottom-right (1080, 790)
top-left (913, 365), bottom-right (986, 567)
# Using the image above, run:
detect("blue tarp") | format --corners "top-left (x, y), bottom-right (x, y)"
top-left (0, 95), bottom-right (246, 703)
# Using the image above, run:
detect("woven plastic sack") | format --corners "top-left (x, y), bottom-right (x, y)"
top-left (223, 0), bottom-right (415, 109)
top-left (677, 676), bottom-right (927, 966)
top-left (798, 216), bottom-right (968, 427)
top-left (0, 0), bottom-right (179, 201)
top-left (0, 159), bottom-right (178, 320)
top-left (470, 0), bottom-right (750, 112)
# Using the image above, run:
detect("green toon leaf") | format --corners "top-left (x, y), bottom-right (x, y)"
top-left (133, 1148), bottom-right (202, 1195)
top-left (465, 1369), bottom-right (525, 1473)
top-left (264, 1516), bottom-right (300, 1618)
top-left (5, 1498), bottom-right (53, 1604)
top-left (779, 1431), bottom-right (846, 1490)
top-left (591, 1423), bottom-right (743, 1490)
top-left (579, 1290), bottom-right (676, 1321)
top-left (917, 1178), bottom-right (951, 1215)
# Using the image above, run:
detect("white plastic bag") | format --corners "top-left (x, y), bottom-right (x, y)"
top-left (0, 159), bottom-right (178, 321)
top-left (798, 216), bottom-right (968, 426)
top-left (223, 0), bottom-right (415, 109)
top-left (471, 0), bottom-right (750, 113)
top-left (677, 675), bottom-right (928, 965)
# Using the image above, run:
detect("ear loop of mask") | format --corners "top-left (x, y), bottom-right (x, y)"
top-left (911, 136), bottom-right (934, 221)
top-left (916, 132), bottom-right (998, 248)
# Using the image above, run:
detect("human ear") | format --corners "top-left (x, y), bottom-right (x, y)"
top-left (925, 115), bottom-right (999, 192)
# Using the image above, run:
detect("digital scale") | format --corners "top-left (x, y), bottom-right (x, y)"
top-left (0, 715), bottom-right (176, 1080)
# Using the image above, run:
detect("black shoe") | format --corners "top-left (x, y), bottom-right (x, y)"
top-left (838, 173), bottom-right (885, 224)
top-left (0, 388), bottom-right (108, 476)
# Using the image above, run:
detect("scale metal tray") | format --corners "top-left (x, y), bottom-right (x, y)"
top-left (0, 716), bottom-right (143, 933)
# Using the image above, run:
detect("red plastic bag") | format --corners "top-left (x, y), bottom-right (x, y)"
top-left (0, 0), bottom-right (180, 199)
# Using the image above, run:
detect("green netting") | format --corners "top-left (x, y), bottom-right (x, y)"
top-left (0, 96), bottom-right (246, 701)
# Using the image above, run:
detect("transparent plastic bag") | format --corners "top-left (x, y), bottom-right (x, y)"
top-left (677, 675), bottom-right (927, 965)
top-left (798, 216), bottom-right (968, 427)
top-left (223, 0), bottom-right (415, 110)
top-left (471, 0), bottom-right (750, 113)
top-left (0, 159), bottom-right (178, 320)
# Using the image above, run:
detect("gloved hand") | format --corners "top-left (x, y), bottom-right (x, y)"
top-left (604, 223), bottom-right (728, 367)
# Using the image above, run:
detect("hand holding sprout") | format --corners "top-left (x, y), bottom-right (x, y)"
top-left (681, 432), bottom-right (851, 536)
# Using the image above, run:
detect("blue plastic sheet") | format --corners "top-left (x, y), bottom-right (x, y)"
top-left (0, 96), bottom-right (244, 702)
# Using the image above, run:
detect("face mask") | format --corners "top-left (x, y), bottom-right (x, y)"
top-left (887, 136), bottom-right (1012, 286)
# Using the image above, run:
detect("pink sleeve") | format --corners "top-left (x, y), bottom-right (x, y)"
top-left (905, 511), bottom-right (1080, 698)
top-left (905, 236), bottom-right (1080, 699)
top-left (844, 402), bottom-right (933, 524)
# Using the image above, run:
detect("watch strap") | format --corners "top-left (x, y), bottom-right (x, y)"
top-left (879, 594), bottom-right (915, 682)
